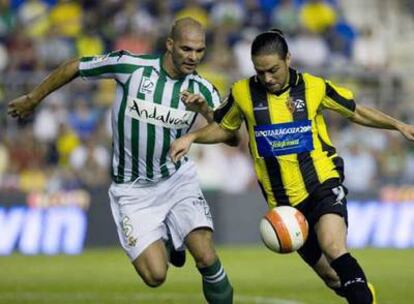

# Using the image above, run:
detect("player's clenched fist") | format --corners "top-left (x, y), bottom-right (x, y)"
top-left (8, 94), bottom-right (39, 119)
top-left (169, 133), bottom-right (195, 163)
top-left (180, 90), bottom-right (208, 113)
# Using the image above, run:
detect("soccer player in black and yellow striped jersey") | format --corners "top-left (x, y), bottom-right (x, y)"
top-left (170, 29), bottom-right (414, 304)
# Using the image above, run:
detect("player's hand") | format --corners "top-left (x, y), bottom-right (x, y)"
top-left (170, 134), bottom-right (195, 163)
top-left (8, 94), bottom-right (39, 119)
top-left (398, 124), bottom-right (414, 141)
top-left (180, 90), bottom-right (208, 114)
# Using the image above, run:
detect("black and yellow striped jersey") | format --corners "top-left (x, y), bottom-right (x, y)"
top-left (214, 68), bottom-right (356, 208)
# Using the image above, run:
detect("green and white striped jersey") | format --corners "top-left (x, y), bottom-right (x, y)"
top-left (79, 50), bottom-right (221, 183)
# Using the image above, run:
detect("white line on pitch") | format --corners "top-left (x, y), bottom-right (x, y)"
top-left (0, 292), bottom-right (305, 304)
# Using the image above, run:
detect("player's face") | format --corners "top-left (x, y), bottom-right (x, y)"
top-left (167, 31), bottom-right (206, 76)
top-left (252, 53), bottom-right (291, 93)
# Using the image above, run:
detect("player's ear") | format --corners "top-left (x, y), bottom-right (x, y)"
top-left (285, 52), bottom-right (291, 66)
top-left (166, 38), bottom-right (174, 53)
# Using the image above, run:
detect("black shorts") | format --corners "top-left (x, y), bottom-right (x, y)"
top-left (295, 178), bottom-right (348, 266)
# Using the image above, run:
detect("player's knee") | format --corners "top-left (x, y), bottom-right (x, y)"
top-left (141, 270), bottom-right (167, 288)
top-left (194, 251), bottom-right (217, 269)
top-left (136, 263), bottom-right (168, 288)
top-left (322, 242), bottom-right (347, 261)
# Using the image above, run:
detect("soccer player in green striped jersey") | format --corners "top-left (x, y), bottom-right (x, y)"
top-left (8, 18), bottom-right (235, 304)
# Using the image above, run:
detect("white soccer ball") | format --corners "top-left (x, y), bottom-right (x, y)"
top-left (259, 206), bottom-right (309, 254)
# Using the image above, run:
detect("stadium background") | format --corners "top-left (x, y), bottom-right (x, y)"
top-left (1, 0), bottom-right (414, 303)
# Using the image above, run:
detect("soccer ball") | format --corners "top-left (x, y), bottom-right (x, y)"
top-left (259, 206), bottom-right (309, 254)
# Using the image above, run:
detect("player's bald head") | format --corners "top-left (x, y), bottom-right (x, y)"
top-left (164, 18), bottom-right (206, 77)
top-left (169, 18), bottom-right (205, 41)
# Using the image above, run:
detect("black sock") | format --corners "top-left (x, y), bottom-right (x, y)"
top-left (331, 253), bottom-right (373, 304)
top-left (332, 286), bottom-right (346, 298)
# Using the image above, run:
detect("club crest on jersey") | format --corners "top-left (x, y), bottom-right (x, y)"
top-left (287, 98), bottom-right (305, 113)
top-left (139, 76), bottom-right (155, 95)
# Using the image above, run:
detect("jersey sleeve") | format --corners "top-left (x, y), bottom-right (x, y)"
top-left (196, 79), bottom-right (221, 110)
top-left (321, 80), bottom-right (356, 117)
top-left (79, 50), bottom-right (130, 83)
top-left (213, 90), bottom-right (243, 131)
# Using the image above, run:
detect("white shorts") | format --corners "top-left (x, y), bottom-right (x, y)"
top-left (108, 161), bottom-right (214, 261)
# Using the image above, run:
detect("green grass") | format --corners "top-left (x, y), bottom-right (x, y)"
top-left (0, 247), bottom-right (413, 304)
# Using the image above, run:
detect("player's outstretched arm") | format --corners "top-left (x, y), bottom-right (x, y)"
top-left (349, 104), bottom-right (414, 141)
top-left (180, 90), bottom-right (240, 146)
top-left (8, 58), bottom-right (80, 119)
top-left (170, 122), bottom-right (237, 163)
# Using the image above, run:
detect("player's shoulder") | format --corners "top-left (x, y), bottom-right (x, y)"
top-left (118, 51), bottom-right (161, 66)
top-left (301, 71), bottom-right (325, 85)
top-left (233, 78), bottom-right (250, 88)
top-left (82, 50), bottom-right (158, 64)
top-left (301, 72), bottom-right (350, 94)
top-left (230, 77), bottom-right (250, 94)
top-left (190, 73), bottom-right (218, 94)
top-left (301, 71), bottom-right (328, 92)
top-left (90, 50), bottom-right (130, 62)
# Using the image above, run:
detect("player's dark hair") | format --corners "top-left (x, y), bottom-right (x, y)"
top-left (251, 29), bottom-right (289, 59)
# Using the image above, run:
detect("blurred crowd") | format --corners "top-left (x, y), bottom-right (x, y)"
top-left (1, 0), bottom-right (414, 197)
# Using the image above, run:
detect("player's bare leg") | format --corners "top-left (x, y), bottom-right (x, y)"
top-left (185, 228), bottom-right (217, 268)
top-left (132, 239), bottom-right (169, 287)
top-left (315, 213), bottom-right (348, 261)
top-left (316, 213), bottom-right (373, 304)
top-left (185, 228), bottom-right (233, 304)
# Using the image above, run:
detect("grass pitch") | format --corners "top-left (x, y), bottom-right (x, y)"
top-left (0, 247), bottom-right (412, 304)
